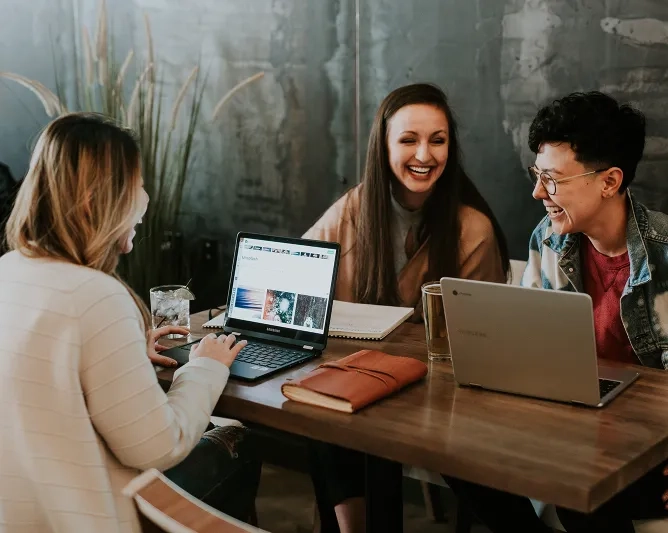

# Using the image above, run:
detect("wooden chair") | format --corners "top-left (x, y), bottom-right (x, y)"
top-left (123, 469), bottom-right (267, 533)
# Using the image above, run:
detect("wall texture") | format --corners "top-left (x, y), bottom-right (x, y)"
top-left (0, 0), bottom-right (73, 179)
top-left (359, 0), bottom-right (668, 257)
top-left (129, 0), bottom-right (355, 240)
top-left (2, 0), bottom-right (668, 264)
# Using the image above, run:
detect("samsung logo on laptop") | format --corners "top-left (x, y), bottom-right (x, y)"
top-left (266, 327), bottom-right (281, 333)
top-left (457, 328), bottom-right (488, 338)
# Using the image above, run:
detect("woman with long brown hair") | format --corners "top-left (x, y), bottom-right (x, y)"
top-left (304, 83), bottom-right (510, 532)
top-left (0, 113), bottom-right (260, 532)
top-left (305, 82), bottom-right (509, 312)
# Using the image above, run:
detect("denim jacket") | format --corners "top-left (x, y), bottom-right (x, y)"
top-left (521, 191), bottom-right (668, 369)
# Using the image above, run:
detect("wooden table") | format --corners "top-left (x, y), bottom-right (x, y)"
top-left (159, 310), bottom-right (668, 527)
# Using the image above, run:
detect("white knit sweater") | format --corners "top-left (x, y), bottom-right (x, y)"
top-left (0, 251), bottom-right (230, 533)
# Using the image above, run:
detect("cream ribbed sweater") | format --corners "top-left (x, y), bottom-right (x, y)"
top-left (0, 251), bottom-right (230, 533)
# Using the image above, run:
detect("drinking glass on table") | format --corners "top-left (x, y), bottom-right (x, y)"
top-left (149, 285), bottom-right (195, 339)
top-left (421, 282), bottom-right (451, 362)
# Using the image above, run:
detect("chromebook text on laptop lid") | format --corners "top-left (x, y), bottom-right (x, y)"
top-left (439, 277), bottom-right (639, 408)
top-left (223, 233), bottom-right (341, 351)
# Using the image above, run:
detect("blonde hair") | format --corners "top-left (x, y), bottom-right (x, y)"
top-left (5, 112), bottom-right (151, 329)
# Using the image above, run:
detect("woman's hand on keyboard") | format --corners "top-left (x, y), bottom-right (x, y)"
top-left (190, 333), bottom-right (248, 368)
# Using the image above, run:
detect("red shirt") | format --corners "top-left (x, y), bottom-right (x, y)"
top-left (581, 237), bottom-right (637, 364)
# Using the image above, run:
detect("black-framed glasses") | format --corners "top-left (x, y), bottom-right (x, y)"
top-left (527, 166), bottom-right (609, 195)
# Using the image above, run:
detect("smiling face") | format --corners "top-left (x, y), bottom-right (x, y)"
top-left (386, 103), bottom-right (449, 209)
top-left (533, 142), bottom-right (609, 235)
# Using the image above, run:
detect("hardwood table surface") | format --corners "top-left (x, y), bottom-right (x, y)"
top-left (157, 310), bottom-right (668, 513)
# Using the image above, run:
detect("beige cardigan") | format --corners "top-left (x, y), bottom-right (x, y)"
top-left (0, 251), bottom-right (230, 533)
top-left (303, 186), bottom-right (506, 312)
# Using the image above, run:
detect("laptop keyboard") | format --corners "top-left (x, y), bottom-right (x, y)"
top-left (599, 378), bottom-right (621, 398)
top-left (235, 341), bottom-right (309, 369)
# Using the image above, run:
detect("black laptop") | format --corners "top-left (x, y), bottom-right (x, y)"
top-left (162, 232), bottom-right (341, 381)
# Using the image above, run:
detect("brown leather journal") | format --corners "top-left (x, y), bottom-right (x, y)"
top-left (281, 349), bottom-right (428, 413)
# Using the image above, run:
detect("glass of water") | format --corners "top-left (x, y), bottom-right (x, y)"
top-left (149, 285), bottom-right (194, 338)
top-left (421, 282), bottom-right (451, 362)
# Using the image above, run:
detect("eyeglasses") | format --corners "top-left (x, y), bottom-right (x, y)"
top-left (527, 166), bottom-right (609, 195)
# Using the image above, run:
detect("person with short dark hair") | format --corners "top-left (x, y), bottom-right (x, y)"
top-left (445, 91), bottom-right (668, 533)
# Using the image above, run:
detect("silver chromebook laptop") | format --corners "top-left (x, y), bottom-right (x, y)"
top-left (440, 278), bottom-right (639, 408)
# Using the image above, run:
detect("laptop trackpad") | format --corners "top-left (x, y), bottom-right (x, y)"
top-left (230, 360), bottom-right (272, 380)
top-left (161, 345), bottom-right (191, 367)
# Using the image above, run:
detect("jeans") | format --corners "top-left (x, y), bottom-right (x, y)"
top-left (164, 424), bottom-right (262, 522)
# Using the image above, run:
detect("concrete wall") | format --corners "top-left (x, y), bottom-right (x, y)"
top-left (128, 0), bottom-right (355, 240)
top-left (0, 0), bottom-right (73, 179)
top-left (360, 0), bottom-right (668, 257)
top-left (2, 0), bottom-right (668, 261)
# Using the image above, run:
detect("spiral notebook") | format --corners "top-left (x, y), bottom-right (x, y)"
top-left (328, 300), bottom-right (414, 340)
top-left (202, 308), bottom-right (227, 328)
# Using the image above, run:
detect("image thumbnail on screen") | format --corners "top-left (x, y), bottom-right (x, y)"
top-left (233, 287), bottom-right (264, 320)
top-left (263, 290), bottom-right (296, 324)
top-left (294, 294), bottom-right (328, 329)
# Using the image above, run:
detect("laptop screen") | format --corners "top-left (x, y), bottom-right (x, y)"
top-left (225, 234), bottom-right (340, 345)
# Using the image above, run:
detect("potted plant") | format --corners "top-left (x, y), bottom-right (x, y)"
top-left (0, 0), bottom-right (263, 301)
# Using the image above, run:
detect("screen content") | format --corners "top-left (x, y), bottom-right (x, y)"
top-left (227, 237), bottom-right (337, 334)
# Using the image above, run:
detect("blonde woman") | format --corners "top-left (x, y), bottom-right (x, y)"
top-left (0, 113), bottom-right (260, 533)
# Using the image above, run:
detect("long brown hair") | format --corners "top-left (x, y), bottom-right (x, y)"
top-left (5, 112), bottom-right (151, 328)
top-left (354, 83), bottom-right (510, 305)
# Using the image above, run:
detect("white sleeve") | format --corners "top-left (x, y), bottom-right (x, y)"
top-left (77, 277), bottom-right (229, 471)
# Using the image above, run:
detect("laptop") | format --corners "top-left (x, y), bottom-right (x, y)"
top-left (162, 233), bottom-right (340, 381)
top-left (439, 277), bottom-right (639, 407)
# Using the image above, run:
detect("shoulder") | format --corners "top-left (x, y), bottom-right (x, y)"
top-left (458, 204), bottom-right (495, 244)
top-left (39, 260), bottom-right (139, 321)
top-left (322, 186), bottom-right (360, 224)
top-left (74, 271), bottom-right (138, 317)
top-left (0, 251), bottom-right (123, 295)
top-left (456, 205), bottom-right (507, 282)
top-left (625, 192), bottom-right (668, 248)
top-left (636, 205), bottom-right (668, 287)
top-left (0, 252), bottom-right (140, 329)
top-left (528, 215), bottom-right (551, 252)
top-left (642, 206), bottom-right (668, 246)
top-left (303, 185), bottom-right (361, 240)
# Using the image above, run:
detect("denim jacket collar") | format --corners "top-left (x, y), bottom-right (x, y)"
top-left (542, 190), bottom-right (652, 289)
